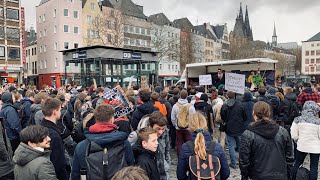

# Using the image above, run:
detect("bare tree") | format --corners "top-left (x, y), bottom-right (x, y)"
top-left (293, 47), bottom-right (302, 75)
top-left (84, 9), bottom-right (123, 47)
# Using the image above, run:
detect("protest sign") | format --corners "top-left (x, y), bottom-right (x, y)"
top-left (225, 73), bottom-right (246, 94)
top-left (199, 75), bottom-right (212, 85)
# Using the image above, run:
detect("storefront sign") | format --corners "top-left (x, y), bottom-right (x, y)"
top-left (123, 52), bottom-right (142, 59)
top-left (72, 51), bottom-right (87, 59)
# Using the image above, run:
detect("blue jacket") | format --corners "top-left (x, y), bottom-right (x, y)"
top-left (242, 91), bottom-right (254, 128)
top-left (0, 101), bottom-right (21, 140)
top-left (71, 129), bottom-right (134, 180)
top-left (20, 98), bottom-right (33, 128)
top-left (177, 132), bottom-right (230, 180)
top-left (130, 101), bottom-right (158, 130)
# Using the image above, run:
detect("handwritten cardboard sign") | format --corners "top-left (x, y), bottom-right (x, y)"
top-left (225, 73), bottom-right (245, 94)
top-left (199, 75), bottom-right (212, 85)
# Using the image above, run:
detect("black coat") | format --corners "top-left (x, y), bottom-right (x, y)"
top-left (133, 145), bottom-right (160, 180)
top-left (57, 106), bottom-right (74, 140)
top-left (239, 121), bottom-right (294, 180)
top-left (41, 119), bottom-right (69, 180)
top-left (221, 99), bottom-right (246, 136)
top-left (130, 101), bottom-right (158, 130)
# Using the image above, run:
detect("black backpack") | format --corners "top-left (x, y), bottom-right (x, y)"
top-left (84, 139), bottom-right (127, 180)
top-left (187, 141), bottom-right (221, 180)
top-left (296, 167), bottom-right (309, 180)
top-left (17, 102), bottom-right (27, 128)
top-left (28, 108), bottom-right (41, 126)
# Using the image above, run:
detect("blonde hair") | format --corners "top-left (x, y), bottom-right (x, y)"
top-left (283, 87), bottom-right (293, 94)
top-left (275, 92), bottom-right (284, 101)
top-left (111, 166), bottom-right (148, 180)
top-left (189, 112), bottom-right (208, 160)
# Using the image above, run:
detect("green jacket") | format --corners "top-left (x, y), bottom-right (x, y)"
top-left (13, 143), bottom-right (58, 180)
top-left (0, 121), bottom-right (14, 177)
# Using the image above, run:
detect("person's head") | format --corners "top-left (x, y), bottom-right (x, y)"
top-left (283, 87), bottom-right (293, 95)
top-left (20, 125), bottom-right (51, 149)
top-left (160, 91), bottom-right (168, 99)
top-left (190, 89), bottom-right (196, 95)
top-left (217, 68), bottom-right (221, 74)
top-left (253, 101), bottom-right (272, 122)
top-left (189, 112), bottom-right (208, 160)
top-left (180, 90), bottom-right (188, 99)
top-left (150, 92), bottom-right (160, 102)
top-left (258, 87), bottom-right (267, 96)
top-left (25, 90), bottom-right (35, 102)
top-left (94, 104), bottom-right (115, 123)
top-left (13, 91), bottom-right (22, 102)
top-left (303, 82), bottom-right (311, 90)
top-left (111, 166), bottom-right (148, 180)
top-left (250, 70), bottom-right (255, 75)
top-left (34, 92), bottom-right (49, 104)
top-left (41, 97), bottom-right (62, 120)
top-left (149, 111), bottom-right (167, 137)
top-left (172, 88), bottom-right (180, 95)
top-left (267, 87), bottom-right (276, 95)
top-left (20, 84), bottom-right (26, 89)
top-left (198, 86), bottom-right (205, 93)
top-left (79, 87), bottom-right (88, 95)
top-left (56, 94), bottom-right (66, 107)
top-left (226, 91), bottom-right (235, 99)
top-left (208, 87), bottom-right (216, 93)
top-left (275, 92), bottom-right (284, 101)
top-left (302, 101), bottom-right (320, 116)
top-left (133, 85), bottom-right (139, 91)
top-left (138, 127), bottom-right (158, 152)
top-left (200, 93), bottom-right (208, 102)
top-left (9, 86), bottom-right (16, 92)
top-left (1, 92), bottom-right (14, 104)
top-left (95, 87), bottom-right (104, 97)
top-left (139, 88), bottom-right (151, 103)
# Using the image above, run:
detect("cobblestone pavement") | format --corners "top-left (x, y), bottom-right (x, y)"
top-left (168, 149), bottom-right (320, 180)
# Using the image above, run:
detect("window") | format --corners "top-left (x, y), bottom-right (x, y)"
top-left (6, 28), bottom-right (20, 41)
top-left (305, 59), bottom-right (309, 64)
top-left (106, 34), bottom-right (111, 42)
top-left (129, 26), bottom-right (134, 33)
top-left (124, 38), bottom-right (129, 45)
top-left (7, 47), bottom-right (20, 60)
top-left (107, 21), bottom-right (111, 29)
top-left (136, 39), bottom-right (140, 46)
top-left (147, 29), bottom-right (150, 35)
top-left (40, 46), bottom-right (42, 53)
top-left (34, 48), bottom-right (36, 55)
top-left (44, 45), bottom-right (47, 52)
top-left (64, 9), bottom-right (68, 17)
top-left (6, 8), bottom-right (19, 20)
top-left (43, 29), bottom-right (46, 36)
top-left (311, 66), bottom-right (315, 72)
top-left (55, 58), bottom-right (58, 68)
top-left (147, 64), bottom-right (150, 70)
top-left (90, 3), bottom-right (95, 10)
top-left (311, 44), bottom-right (314, 47)
top-left (168, 64), bottom-right (170, 69)
top-left (40, 60), bottom-right (43, 69)
top-left (131, 64), bottom-right (134, 69)
top-left (54, 42), bottom-right (57, 50)
top-left (317, 43), bottom-right (320, 47)
top-left (39, 31), bottom-right (42, 38)
top-left (44, 60), bottom-right (47, 69)
top-left (316, 58), bottom-right (320, 64)
top-left (129, 39), bottom-right (134, 46)
top-left (74, 26), bottom-right (79, 34)
top-left (73, 11), bottom-right (78, 19)
top-left (172, 65), bottom-right (174, 69)
top-left (64, 42), bottom-right (69, 49)
top-left (64, 25), bottom-right (69, 33)
top-left (110, 10), bottom-right (115, 17)
top-left (87, 15), bottom-right (91, 23)
top-left (43, 14), bottom-right (46, 22)
top-left (53, 9), bottom-right (56, 18)
top-left (311, 50), bottom-right (315, 56)
top-left (54, 26), bottom-right (57, 33)
top-left (159, 64), bottom-right (162, 70)
top-left (74, 43), bottom-right (79, 48)
top-left (306, 51), bottom-right (309, 56)
top-left (67, 0), bottom-right (72, 2)
top-left (0, 46), bottom-right (5, 57)
top-left (317, 50), bottom-right (320, 56)
top-left (142, 64), bottom-right (145, 69)
top-left (0, 7), bottom-right (4, 18)
top-left (135, 27), bottom-right (140, 34)
top-left (141, 28), bottom-right (145, 35)
top-left (0, 27), bottom-right (4, 39)
top-left (39, 16), bottom-right (41, 23)
top-left (124, 25), bottom-right (128, 32)
top-left (176, 65), bottom-right (178, 70)
top-left (115, 35), bottom-right (118, 44)
top-left (311, 59), bottom-right (315, 64)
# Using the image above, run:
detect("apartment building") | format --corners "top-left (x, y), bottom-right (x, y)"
top-left (0, 0), bottom-right (22, 84)
top-left (36, 0), bottom-right (82, 88)
top-left (302, 32), bottom-right (320, 81)
top-left (25, 27), bottom-right (38, 87)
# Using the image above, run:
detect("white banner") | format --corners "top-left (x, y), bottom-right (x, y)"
top-left (225, 73), bottom-right (246, 94)
top-left (199, 75), bottom-right (212, 85)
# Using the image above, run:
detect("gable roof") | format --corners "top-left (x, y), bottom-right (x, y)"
top-left (109, 0), bottom-right (147, 19)
top-left (305, 32), bottom-right (320, 42)
top-left (194, 25), bottom-right (216, 40)
top-left (149, 13), bottom-right (172, 26)
top-left (212, 25), bottom-right (225, 39)
top-left (39, 0), bottom-right (50, 6)
top-left (173, 18), bottom-right (194, 31)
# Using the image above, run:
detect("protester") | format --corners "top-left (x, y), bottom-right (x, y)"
top-left (291, 101), bottom-right (320, 180)
top-left (239, 101), bottom-right (294, 180)
top-left (74, 92), bottom-right (86, 122)
top-left (151, 92), bottom-right (167, 116)
top-left (297, 83), bottom-right (320, 108)
top-left (13, 125), bottom-right (58, 180)
top-left (20, 90), bottom-right (35, 128)
top-left (40, 97), bottom-right (69, 180)
top-left (194, 93), bottom-right (214, 134)
top-left (0, 119), bottom-right (14, 180)
top-left (30, 92), bottom-right (48, 125)
top-left (91, 87), bottom-right (105, 108)
top-left (176, 112), bottom-right (230, 180)
top-left (111, 166), bottom-right (149, 180)
top-left (133, 127), bottom-right (160, 180)
top-left (241, 91), bottom-right (254, 128)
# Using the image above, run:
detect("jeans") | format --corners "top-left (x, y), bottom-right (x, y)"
top-left (176, 129), bottom-right (191, 156)
top-left (291, 150), bottom-right (319, 180)
top-left (227, 135), bottom-right (240, 166)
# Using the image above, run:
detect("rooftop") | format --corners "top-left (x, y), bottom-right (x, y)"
top-left (304, 32), bottom-right (320, 42)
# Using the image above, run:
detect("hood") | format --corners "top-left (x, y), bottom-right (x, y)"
top-left (78, 93), bottom-right (87, 101)
top-left (242, 91), bottom-right (253, 102)
top-left (13, 143), bottom-right (50, 166)
top-left (1, 92), bottom-right (13, 104)
top-left (267, 87), bottom-right (276, 95)
top-left (21, 98), bottom-right (33, 104)
top-left (284, 92), bottom-right (297, 101)
top-left (177, 98), bottom-right (189, 105)
top-left (194, 101), bottom-right (209, 109)
top-left (303, 87), bottom-right (313, 94)
top-left (30, 104), bottom-right (42, 113)
top-left (302, 101), bottom-right (320, 115)
top-left (132, 144), bottom-right (156, 158)
top-left (247, 121), bottom-right (279, 139)
top-left (84, 128), bottom-right (128, 146)
top-left (226, 99), bottom-right (236, 107)
top-left (137, 101), bottom-right (156, 114)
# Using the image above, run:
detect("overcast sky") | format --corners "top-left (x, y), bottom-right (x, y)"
top-left (22, 0), bottom-right (320, 44)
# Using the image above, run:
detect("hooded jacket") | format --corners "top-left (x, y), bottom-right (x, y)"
top-left (177, 132), bottom-right (230, 180)
top-left (0, 121), bottom-right (14, 178)
top-left (71, 123), bottom-right (134, 180)
top-left (241, 92), bottom-right (254, 128)
top-left (13, 143), bottom-right (57, 180)
top-left (221, 99), bottom-right (246, 136)
top-left (159, 97), bottom-right (172, 123)
top-left (20, 98), bottom-right (33, 128)
top-left (133, 144), bottom-right (160, 180)
top-left (74, 93), bottom-right (86, 121)
top-left (131, 101), bottom-right (159, 130)
top-left (171, 99), bottom-right (196, 130)
top-left (291, 101), bottom-right (320, 154)
top-left (240, 121), bottom-right (294, 180)
top-left (30, 104), bottom-right (44, 125)
top-left (0, 92), bottom-right (21, 140)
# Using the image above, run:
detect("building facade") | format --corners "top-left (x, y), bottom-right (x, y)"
top-left (25, 27), bottom-right (38, 87)
top-left (302, 32), bottom-right (320, 80)
top-left (36, 0), bottom-right (82, 88)
top-left (0, 0), bottom-right (22, 84)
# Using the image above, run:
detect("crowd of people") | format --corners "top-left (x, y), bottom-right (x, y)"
top-left (0, 81), bottom-right (319, 180)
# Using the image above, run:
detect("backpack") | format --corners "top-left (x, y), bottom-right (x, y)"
top-left (296, 166), bottom-right (309, 180)
top-left (28, 108), bottom-right (42, 126)
top-left (288, 101), bottom-right (301, 123)
top-left (176, 102), bottom-right (192, 129)
top-left (85, 139), bottom-right (127, 180)
top-left (128, 115), bottom-right (150, 146)
top-left (17, 102), bottom-right (27, 128)
top-left (186, 141), bottom-right (221, 180)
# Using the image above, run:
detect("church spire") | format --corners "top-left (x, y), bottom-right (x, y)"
top-left (273, 22), bottom-right (277, 36)
top-left (272, 22), bottom-right (277, 46)
top-left (239, 2), bottom-right (243, 20)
